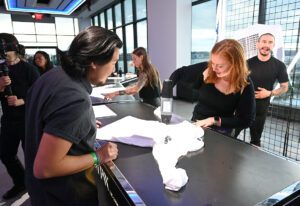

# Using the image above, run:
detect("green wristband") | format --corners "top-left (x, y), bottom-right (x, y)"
top-left (90, 152), bottom-right (99, 167)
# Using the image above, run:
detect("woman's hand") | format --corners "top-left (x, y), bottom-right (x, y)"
top-left (193, 117), bottom-right (214, 128)
top-left (96, 142), bottom-right (118, 164)
top-left (104, 91), bottom-right (117, 100)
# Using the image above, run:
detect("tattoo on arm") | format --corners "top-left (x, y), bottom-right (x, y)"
top-left (273, 83), bottom-right (288, 96)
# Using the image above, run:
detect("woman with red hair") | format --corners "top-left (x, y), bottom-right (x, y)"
top-left (192, 39), bottom-right (255, 137)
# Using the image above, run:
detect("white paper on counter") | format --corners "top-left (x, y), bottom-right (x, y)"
top-left (91, 84), bottom-right (124, 97)
top-left (92, 105), bottom-right (117, 118)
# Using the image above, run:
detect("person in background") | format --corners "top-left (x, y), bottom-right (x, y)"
top-left (33, 50), bottom-right (53, 75)
top-left (246, 33), bottom-right (288, 146)
top-left (105, 47), bottom-right (161, 107)
top-left (192, 39), bottom-right (255, 136)
top-left (0, 33), bottom-right (39, 200)
top-left (25, 26), bottom-right (120, 206)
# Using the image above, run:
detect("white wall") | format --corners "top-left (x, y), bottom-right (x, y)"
top-left (147, 0), bottom-right (192, 81)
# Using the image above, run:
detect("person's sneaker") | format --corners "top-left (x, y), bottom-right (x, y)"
top-left (2, 185), bottom-right (26, 200)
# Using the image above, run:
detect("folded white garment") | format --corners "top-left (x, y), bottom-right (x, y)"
top-left (163, 168), bottom-right (188, 191)
top-left (96, 116), bottom-right (204, 191)
top-left (152, 121), bottom-right (204, 191)
top-left (97, 116), bottom-right (167, 147)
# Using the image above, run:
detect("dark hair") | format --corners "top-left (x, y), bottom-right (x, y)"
top-left (58, 26), bottom-right (123, 79)
top-left (132, 47), bottom-right (160, 88)
top-left (258, 33), bottom-right (275, 42)
top-left (18, 44), bottom-right (26, 56)
top-left (33, 50), bottom-right (53, 73)
top-left (0, 33), bottom-right (19, 53)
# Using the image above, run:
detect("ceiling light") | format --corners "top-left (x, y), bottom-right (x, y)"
top-left (4, 0), bottom-right (86, 15)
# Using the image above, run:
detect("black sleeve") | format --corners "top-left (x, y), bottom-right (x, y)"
top-left (277, 60), bottom-right (289, 83)
top-left (43, 91), bottom-right (94, 144)
top-left (169, 66), bottom-right (187, 88)
top-left (22, 63), bottom-right (40, 101)
top-left (27, 63), bottom-right (40, 86)
top-left (221, 79), bottom-right (256, 128)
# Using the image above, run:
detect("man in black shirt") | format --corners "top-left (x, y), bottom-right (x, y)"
top-left (0, 33), bottom-right (39, 199)
top-left (248, 33), bottom-right (289, 146)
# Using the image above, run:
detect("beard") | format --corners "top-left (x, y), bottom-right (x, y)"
top-left (259, 47), bottom-right (271, 56)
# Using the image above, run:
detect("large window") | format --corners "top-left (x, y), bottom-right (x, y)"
top-left (218, 0), bottom-right (300, 161)
top-left (191, 0), bottom-right (217, 64)
top-left (91, 0), bottom-right (147, 74)
top-left (0, 14), bottom-right (78, 51)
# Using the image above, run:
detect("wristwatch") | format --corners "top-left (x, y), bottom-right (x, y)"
top-left (213, 116), bottom-right (220, 126)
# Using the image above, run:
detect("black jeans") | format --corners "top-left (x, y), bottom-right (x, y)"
top-left (250, 99), bottom-right (270, 146)
top-left (0, 119), bottom-right (25, 187)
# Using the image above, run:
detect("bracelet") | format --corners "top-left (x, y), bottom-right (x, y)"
top-left (90, 152), bottom-right (100, 167)
top-left (213, 116), bottom-right (220, 126)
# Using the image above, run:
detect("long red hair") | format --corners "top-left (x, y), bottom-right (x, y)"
top-left (205, 39), bottom-right (250, 93)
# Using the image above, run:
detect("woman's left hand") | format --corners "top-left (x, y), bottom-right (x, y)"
top-left (193, 117), bottom-right (214, 128)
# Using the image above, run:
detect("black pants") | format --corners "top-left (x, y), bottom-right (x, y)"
top-left (0, 119), bottom-right (25, 187)
top-left (250, 99), bottom-right (270, 146)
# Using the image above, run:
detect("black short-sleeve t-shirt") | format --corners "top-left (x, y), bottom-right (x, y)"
top-left (248, 56), bottom-right (288, 91)
top-left (248, 56), bottom-right (289, 113)
top-left (25, 68), bottom-right (98, 206)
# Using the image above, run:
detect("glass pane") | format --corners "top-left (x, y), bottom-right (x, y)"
top-left (37, 35), bottom-right (57, 42)
top-left (15, 34), bottom-right (36, 42)
top-left (191, 0), bottom-right (216, 64)
top-left (115, 3), bottom-right (122, 27)
top-left (74, 19), bottom-right (79, 34)
top-left (116, 28), bottom-right (124, 73)
top-left (0, 14), bottom-right (13, 33)
top-left (35, 23), bottom-right (56, 35)
top-left (125, 24), bottom-right (134, 73)
top-left (136, 0), bottom-right (147, 19)
top-left (100, 13), bottom-right (105, 28)
top-left (107, 8), bottom-right (113, 29)
top-left (57, 35), bottom-right (74, 50)
top-left (137, 20), bottom-right (147, 48)
top-left (13, 22), bottom-right (35, 34)
top-left (55, 17), bottom-right (75, 35)
top-left (124, 0), bottom-right (133, 24)
top-left (93, 15), bottom-right (99, 26)
top-left (22, 42), bottom-right (57, 47)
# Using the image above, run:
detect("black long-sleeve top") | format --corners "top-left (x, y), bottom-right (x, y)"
top-left (0, 60), bottom-right (39, 121)
top-left (192, 67), bottom-right (255, 129)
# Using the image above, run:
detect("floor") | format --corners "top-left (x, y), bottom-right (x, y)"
top-left (0, 99), bottom-right (196, 206)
